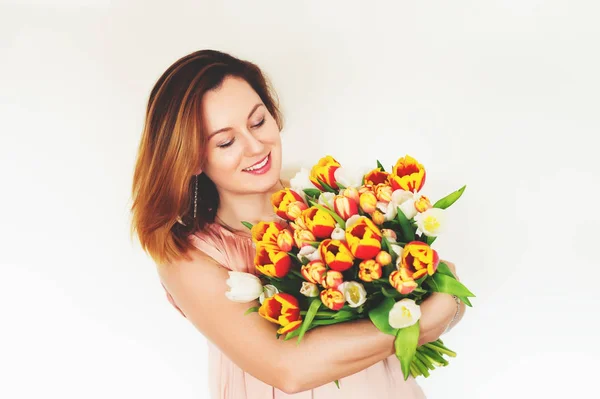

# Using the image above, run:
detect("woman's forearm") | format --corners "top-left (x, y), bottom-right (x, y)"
top-left (280, 319), bottom-right (395, 393)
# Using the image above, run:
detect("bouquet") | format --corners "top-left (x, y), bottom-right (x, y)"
top-left (225, 154), bottom-right (475, 383)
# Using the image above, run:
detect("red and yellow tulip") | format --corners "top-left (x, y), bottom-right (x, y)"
top-left (376, 250), bottom-right (392, 266)
top-left (254, 244), bottom-right (291, 278)
top-left (414, 195), bottom-right (432, 213)
top-left (301, 260), bottom-right (327, 285)
top-left (319, 239), bottom-right (355, 272)
top-left (342, 186), bottom-right (360, 203)
top-left (375, 184), bottom-right (393, 203)
top-left (389, 270), bottom-right (418, 295)
top-left (345, 217), bottom-right (382, 260)
top-left (271, 188), bottom-right (307, 221)
top-left (390, 155), bottom-right (426, 193)
top-left (400, 241), bottom-right (440, 279)
top-left (322, 270), bottom-right (344, 289)
top-left (359, 191), bottom-right (378, 214)
top-left (293, 228), bottom-right (316, 248)
top-left (333, 195), bottom-right (359, 220)
top-left (320, 288), bottom-right (345, 310)
top-left (310, 155), bottom-right (340, 190)
top-left (259, 293), bottom-right (302, 334)
top-left (251, 221), bottom-right (287, 247)
top-left (364, 169), bottom-right (390, 186)
top-left (358, 259), bottom-right (383, 282)
top-left (301, 207), bottom-right (337, 239)
top-left (276, 229), bottom-right (294, 252)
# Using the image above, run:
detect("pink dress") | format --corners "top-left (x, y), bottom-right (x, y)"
top-left (163, 223), bottom-right (427, 399)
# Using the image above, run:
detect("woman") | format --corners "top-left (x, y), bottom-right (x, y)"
top-left (130, 49), bottom-right (465, 398)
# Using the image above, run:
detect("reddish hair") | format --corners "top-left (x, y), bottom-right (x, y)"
top-left (130, 50), bottom-right (283, 266)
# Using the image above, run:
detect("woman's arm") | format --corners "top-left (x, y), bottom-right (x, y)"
top-left (159, 248), bottom-right (456, 394)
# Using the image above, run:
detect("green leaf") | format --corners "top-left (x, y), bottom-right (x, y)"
top-left (309, 201), bottom-right (346, 229)
top-left (395, 321), bottom-right (420, 380)
top-left (317, 177), bottom-right (337, 193)
top-left (303, 188), bottom-right (322, 199)
top-left (428, 273), bottom-right (475, 302)
top-left (435, 262), bottom-right (455, 278)
top-left (426, 236), bottom-right (437, 246)
top-left (336, 181), bottom-right (346, 190)
top-left (334, 379), bottom-right (340, 389)
top-left (433, 185), bottom-right (466, 209)
top-left (395, 207), bottom-right (415, 242)
top-left (368, 297), bottom-right (398, 336)
top-left (241, 221), bottom-right (254, 230)
top-left (381, 286), bottom-right (402, 299)
top-left (244, 306), bottom-right (259, 315)
top-left (296, 299), bottom-right (322, 345)
top-left (376, 160), bottom-right (386, 172)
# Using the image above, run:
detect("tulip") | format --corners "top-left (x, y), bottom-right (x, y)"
top-left (293, 228), bottom-right (316, 248)
top-left (290, 167), bottom-right (317, 201)
top-left (254, 244), bottom-right (291, 278)
top-left (271, 188), bottom-right (307, 221)
top-left (319, 239), bottom-right (355, 272)
top-left (333, 195), bottom-right (359, 220)
top-left (358, 184), bottom-right (374, 195)
top-left (318, 192), bottom-right (336, 209)
top-left (381, 229), bottom-right (397, 242)
top-left (389, 270), bottom-right (418, 295)
top-left (330, 226), bottom-right (346, 242)
top-left (310, 155), bottom-right (340, 190)
top-left (364, 169), bottom-right (390, 186)
top-left (358, 259), bottom-right (383, 282)
top-left (301, 207), bottom-right (337, 239)
top-left (414, 208), bottom-right (445, 237)
top-left (376, 250), bottom-right (392, 266)
top-left (298, 245), bottom-right (321, 262)
top-left (259, 284), bottom-right (280, 304)
top-left (345, 216), bottom-right (382, 260)
top-left (337, 281), bottom-right (367, 308)
top-left (400, 241), bottom-right (440, 279)
top-left (359, 191), bottom-right (378, 214)
top-left (251, 221), bottom-right (287, 247)
top-left (375, 184), bottom-right (393, 203)
top-left (300, 282), bottom-right (319, 297)
top-left (287, 201), bottom-right (308, 220)
top-left (345, 214), bottom-right (362, 229)
top-left (320, 288), bottom-right (345, 310)
top-left (276, 229), bottom-right (294, 252)
top-left (371, 210), bottom-right (385, 225)
top-left (389, 298), bottom-right (421, 329)
top-left (342, 187), bottom-right (360, 203)
top-left (414, 195), bottom-right (432, 213)
top-left (224, 271), bottom-right (264, 303)
top-left (301, 260), bottom-right (327, 285)
top-left (334, 165), bottom-right (371, 188)
top-left (322, 270), bottom-right (344, 289)
top-left (390, 155), bottom-right (426, 193)
top-left (259, 293), bottom-right (303, 334)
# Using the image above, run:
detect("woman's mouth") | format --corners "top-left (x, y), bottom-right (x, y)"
top-left (243, 153), bottom-right (271, 175)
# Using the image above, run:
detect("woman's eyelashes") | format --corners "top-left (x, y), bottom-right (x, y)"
top-left (217, 117), bottom-right (266, 148)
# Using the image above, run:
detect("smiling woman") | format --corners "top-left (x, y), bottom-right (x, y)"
top-left (130, 49), bottom-right (459, 398)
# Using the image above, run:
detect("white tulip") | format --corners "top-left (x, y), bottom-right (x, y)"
top-left (300, 282), bottom-right (319, 297)
top-left (389, 298), bottom-right (421, 329)
top-left (259, 284), bottom-right (280, 304)
top-left (290, 167), bottom-right (317, 201)
top-left (225, 271), bottom-right (264, 303)
top-left (345, 214), bottom-right (362, 229)
top-left (389, 244), bottom-right (405, 270)
top-left (338, 281), bottom-right (367, 308)
top-left (318, 192), bottom-right (336, 208)
top-left (414, 208), bottom-right (446, 237)
top-left (334, 165), bottom-right (370, 188)
top-left (331, 226), bottom-right (346, 241)
top-left (298, 245), bottom-right (321, 262)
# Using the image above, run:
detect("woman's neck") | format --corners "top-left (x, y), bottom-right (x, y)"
top-left (215, 179), bottom-right (286, 234)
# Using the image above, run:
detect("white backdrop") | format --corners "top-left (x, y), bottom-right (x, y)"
top-left (1, 1), bottom-right (599, 398)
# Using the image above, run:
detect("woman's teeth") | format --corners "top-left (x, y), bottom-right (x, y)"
top-left (244, 155), bottom-right (268, 171)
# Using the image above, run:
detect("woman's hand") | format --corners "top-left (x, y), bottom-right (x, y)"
top-left (417, 260), bottom-right (460, 346)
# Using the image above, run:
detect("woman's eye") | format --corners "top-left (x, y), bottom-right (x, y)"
top-left (218, 138), bottom-right (234, 148)
top-left (252, 118), bottom-right (265, 128)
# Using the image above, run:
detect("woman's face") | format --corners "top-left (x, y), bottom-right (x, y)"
top-left (199, 75), bottom-right (282, 195)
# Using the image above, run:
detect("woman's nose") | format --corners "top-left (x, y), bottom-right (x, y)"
top-left (241, 128), bottom-right (266, 155)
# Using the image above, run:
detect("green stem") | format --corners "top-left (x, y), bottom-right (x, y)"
top-left (290, 269), bottom-right (305, 279)
top-left (300, 311), bottom-right (335, 317)
top-left (410, 362), bottom-right (420, 378)
top-left (413, 355), bottom-right (430, 377)
top-left (415, 351), bottom-right (434, 371)
top-left (425, 342), bottom-right (457, 358)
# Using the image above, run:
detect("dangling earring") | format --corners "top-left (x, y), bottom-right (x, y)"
top-left (193, 174), bottom-right (198, 219)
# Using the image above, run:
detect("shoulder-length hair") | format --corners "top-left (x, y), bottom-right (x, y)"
top-left (130, 50), bottom-right (283, 266)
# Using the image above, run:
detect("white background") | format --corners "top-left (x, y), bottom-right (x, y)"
top-left (1, 1), bottom-right (599, 398)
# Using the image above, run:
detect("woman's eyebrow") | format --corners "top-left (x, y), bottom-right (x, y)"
top-left (208, 103), bottom-right (263, 139)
